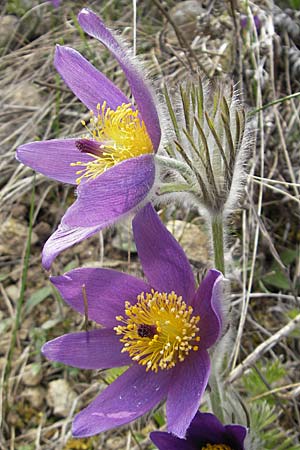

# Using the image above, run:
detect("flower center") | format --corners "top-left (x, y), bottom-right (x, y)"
top-left (71, 102), bottom-right (153, 184)
top-left (114, 290), bottom-right (200, 373)
top-left (201, 445), bottom-right (232, 450)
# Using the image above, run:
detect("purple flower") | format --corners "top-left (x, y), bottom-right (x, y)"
top-left (42, 203), bottom-right (223, 438)
top-left (240, 14), bottom-right (260, 31)
top-left (150, 411), bottom-right (247, 450)
top-left (51, 0), bottom-right (61, 7)
top-left (16, 8), bottom-right (161, 270)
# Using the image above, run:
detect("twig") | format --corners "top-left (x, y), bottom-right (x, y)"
top-left (250, 382), bottom-right (300, 401)
top-left (230, 3), bottom-right (265, 369)
top-left (2, 177), bottom-right (35, 400)
top-left (228, 313), bottom-right (300, 383)
top-left (33, 80), bottom-right (70, 93)
top-left (250, 91), bottom-right (300, 115)
top-left (152, 0), bottom-right (208, 75)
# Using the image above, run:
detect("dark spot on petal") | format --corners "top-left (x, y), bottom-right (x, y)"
top-left (75, 139), bottom-right (103, 157)
top-left (137, 324), bottom-right (156, 338)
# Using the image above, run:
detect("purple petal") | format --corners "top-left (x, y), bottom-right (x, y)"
top-left (78, 8), bottom-right (161, 151)
top-left (225, 424), bottom-right (247, 450)
top-left (133, 203), bottom-right (195, 303)
top-left (51, 268), bottom-right (150, 327)
top-left (187, 412), bottom-right (226, 443)
top-left (166, 350), bottom-right (210, 438)
top-left (63, 154), bottom-right (155, 227)
top-left (16, 139), bottom-right (92, 185)
top-left (54, 45), bottom-right (129, 112)
top-left (150, 431), bottom-right (197, 450)
top-left (42, 329), bottom-right (131, 369)
top-left (42, 223), bottom-right (102, 270)
top-left (192, 270), bottom-right (224, 348)
top-left (72, 364), bottom-right (169, 437)
top-left (188, 413), bottom-right (247, 448)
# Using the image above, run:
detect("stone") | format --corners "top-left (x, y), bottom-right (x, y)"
top-left (0, 16), bottom-right (19, 48)
top-left (11, 204), bottom-right (27, 219)
top-left (23, 386), bottom-right (46, 409)
top-left (106, 436), bottom-right (127, 450)
top-left (0, 357), bottom-right (7, 372)
top-left (6, 285), bottom-right (19, 302)
top-left (112, 222), bottom-right (136, 253)
top-left (22, 363), bottom-right (43, 386)
top-left (33, 222), bottom-right (51, 242)
top-left (47, 379), bottom-right (77, 417)
top-left (0, 217), bottom-right (38, 257)
top-left (166, 219), bottom-right (209, 264)
top-left (167, 1), bottom-right (204, 43)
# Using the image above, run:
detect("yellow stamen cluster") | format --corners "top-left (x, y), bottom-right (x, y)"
top-left (71, 102), bottom-right (153, 184)
top-left (201, 445), bottom-right (232, 450)
top-left (114, 290), bottom-right (200, 373)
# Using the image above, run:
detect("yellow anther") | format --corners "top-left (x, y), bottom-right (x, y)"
top-left (72, 102), bottom-right (153, 184)
top-left (201, 445), bottom-right (232, 450)
top-left (115, 291), bottom-right (200, 373)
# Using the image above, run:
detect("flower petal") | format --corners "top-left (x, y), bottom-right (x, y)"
top-left (63, 154), bottom-right (155, 227)
top-left (42, 223), bottom-right (102, 270)
top-left (51, 268), bottom-right (151, 327)
top-left (187, 412), bottom-right (229, 444)
top-left (16, 139), bottom-right (92, 184)
top-left (72, 364), bottom-right (169, 437)
top-left (192, 270), bottom-right (224, 348)
top-left (78, 8), bottom-right (161, 151)
top-left (133, 203), bottom-right (196, 303)
top-left (42, 329), bottom-right (131, 369)
top-left (54, 45), bottom-right (130, 112)
top-left (166, 350), bottom-right (210, 438)
top-left (150, 431), bottom-right (197, 450)
top-left (51, 0), bottom-right (61, 7)
top-left (225, 424), bottom-right (247, 450)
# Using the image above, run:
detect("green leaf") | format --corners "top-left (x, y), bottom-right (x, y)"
top-left (25, 286), bottom-right (52, 316)
top-left (280, 248), bottom-right (298, 265)
top-left (262, 269), bottom-right (290, 290)
top-left (30, 362), bottom-right (42, 376)
top-left (63, 260), bottom-right (79, 272)
top-left (286, 309), bottom-right (300, 338)
top-left (261, 248), bottom-right (298, 290)
top-left (242, 360), bottom-right (286, 405)
top-left (289, 0), bottom-right (300, 9)
top-left (104, 366), bottom-right (128, 385)
top-left (152, 410), bottom-right (165, 427)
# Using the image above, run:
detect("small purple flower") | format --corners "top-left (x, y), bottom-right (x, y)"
top-left (51, 0), bottom-right (61, 7)
top-left (16, 8), bottom-right (161, 270)
top-left (240, 14), bottom-right (260, 32)
top-left (150, 411), bottom-right (247, 450)
top-left (42, 204), bottom-right (223, 438)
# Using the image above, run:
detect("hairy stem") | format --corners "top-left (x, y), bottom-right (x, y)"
top-left (211, 214), bottom-right (225, 275)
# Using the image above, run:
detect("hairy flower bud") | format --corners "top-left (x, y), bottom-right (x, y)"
top-left (160, 78), bottom-right (255, 218)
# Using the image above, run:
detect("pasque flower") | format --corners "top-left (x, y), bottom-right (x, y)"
top-left (16, 8), bottom-right (161, 270)
top-left (42, 204), bottom-right (223, 438)
top-left (51, 0), bottom-right (61, 7)
top-left (150, 411), bottom-right (247, 450)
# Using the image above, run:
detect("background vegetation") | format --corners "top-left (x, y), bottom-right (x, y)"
top-left (0, 0), bottom-right (299, 449)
